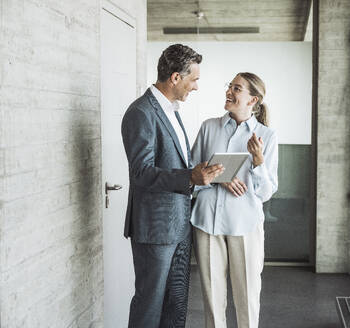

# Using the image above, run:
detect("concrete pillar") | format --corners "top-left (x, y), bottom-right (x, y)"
top-left (315, 0), bottom-right (350, 273)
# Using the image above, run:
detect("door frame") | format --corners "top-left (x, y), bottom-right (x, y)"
top-left (100, 1), bottom-right (137, 326)
top-left (310, 0), bottom-right (319, 272)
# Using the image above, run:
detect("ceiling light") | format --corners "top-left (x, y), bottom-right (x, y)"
top-left (163, 27), bottom-right (260, 34)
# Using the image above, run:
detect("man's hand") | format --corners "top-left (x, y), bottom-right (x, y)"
top-left (247, 132), bottom-right (264, 167)
top-left (220, 177), bottom-right (247, 197)
top-left (190, 162), bottom-right (224, 186)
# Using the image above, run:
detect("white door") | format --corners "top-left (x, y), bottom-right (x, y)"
top-left (101, 2), bottom-right (136, 327)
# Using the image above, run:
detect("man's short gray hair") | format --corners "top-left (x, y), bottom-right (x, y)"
top-left (157, 44), bottom-right (202, 82)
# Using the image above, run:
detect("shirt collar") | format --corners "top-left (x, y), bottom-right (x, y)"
top-left (221, 112), bottom-right (258, 132)
top-left (221, 112), bottom-right (233, 127)
top-left (246, 114), bottom-right (258, 131)
top-left (150, 85), bottom-right (179, 113)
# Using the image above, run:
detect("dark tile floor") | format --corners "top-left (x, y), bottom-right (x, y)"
top-left (186, 265), bottom-right (350, 328)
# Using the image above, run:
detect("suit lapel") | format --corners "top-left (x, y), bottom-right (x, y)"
top-left (146, 89), bottom-right (188, 167)
top-left (174, 111), bottom-right (192, 168)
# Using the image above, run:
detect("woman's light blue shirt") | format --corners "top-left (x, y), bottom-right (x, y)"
top-left (190, 112), bottom-right (278, 236)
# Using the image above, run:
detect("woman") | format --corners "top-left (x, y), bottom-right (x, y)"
top-left (191, 72), bottom-right (278, 328)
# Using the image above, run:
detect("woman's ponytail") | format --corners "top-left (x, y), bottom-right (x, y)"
top-left (254, 102), bottom-right (269, 127)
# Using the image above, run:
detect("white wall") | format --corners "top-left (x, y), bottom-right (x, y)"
top-left (148, 41), bottom-right (312, 146)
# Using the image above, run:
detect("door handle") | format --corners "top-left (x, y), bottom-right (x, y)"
top-left (105, 183), bottom-right (123, 209)
top-left (105, 182), bottom-right (123, 194)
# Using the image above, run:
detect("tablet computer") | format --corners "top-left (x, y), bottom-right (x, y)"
top-left (207, 152), bottom-right (249, 183)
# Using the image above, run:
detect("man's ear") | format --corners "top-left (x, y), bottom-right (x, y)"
top-left (170, 72), bottom-right (181, 85)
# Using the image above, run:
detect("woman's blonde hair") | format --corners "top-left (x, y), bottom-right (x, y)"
top-left (237, 72), bottom-right (269, 127)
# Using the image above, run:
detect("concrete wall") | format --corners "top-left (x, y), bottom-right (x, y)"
top-left (0, 0), bottom-right (147, 327)
top-left (316, 0), bottom-right (350, 273)
top-left (0, 1), bottom-right (103, 326)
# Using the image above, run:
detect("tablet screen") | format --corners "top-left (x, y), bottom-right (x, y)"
top-left (207, 152), bottom-right (249, 183)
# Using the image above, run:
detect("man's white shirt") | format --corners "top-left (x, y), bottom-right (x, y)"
top-left (150, 85), bottom-right (188, 166)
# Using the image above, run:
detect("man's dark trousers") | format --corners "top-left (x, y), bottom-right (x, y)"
top-left (128, 231), bottom-right (192, 328)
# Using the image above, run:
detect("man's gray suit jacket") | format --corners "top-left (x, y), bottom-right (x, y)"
top-left (121, 88), bottom-right (193, 245)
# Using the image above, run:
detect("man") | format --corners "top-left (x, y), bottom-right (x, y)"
top-left (121, 44), bottom-right (224, 328)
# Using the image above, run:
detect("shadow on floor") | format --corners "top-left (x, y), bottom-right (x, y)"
top-left (186, 265), bottom-right (350, 328)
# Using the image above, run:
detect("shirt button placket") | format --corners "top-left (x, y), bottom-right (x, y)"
top-left (214, 187), bottom-right (223, 235)
top-left (228, 128), bottom-right (238, 151)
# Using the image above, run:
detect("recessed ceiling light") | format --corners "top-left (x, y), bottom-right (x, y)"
top-left (163, 27), bottom-right (260, 34)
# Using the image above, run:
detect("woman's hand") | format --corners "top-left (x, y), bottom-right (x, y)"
top-left (247, 132), bottom-right (264, 167)
top-left (220, 177), bottom-right (247, 197)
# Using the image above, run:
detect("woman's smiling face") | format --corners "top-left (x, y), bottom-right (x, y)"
top-left (224, 75), bottom-right (255, 114)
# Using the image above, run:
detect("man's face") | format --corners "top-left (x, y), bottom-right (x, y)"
top-left (173, 63), bottom-right (200, 102)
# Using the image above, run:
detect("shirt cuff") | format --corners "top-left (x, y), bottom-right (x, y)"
top-left (193, 184), bottom-right (214, 193)
top-left (250, 162), bottom-right (269, 183)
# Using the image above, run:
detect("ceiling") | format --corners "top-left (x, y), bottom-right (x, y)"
top-left (147, 0), bottom-right (312, 42)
